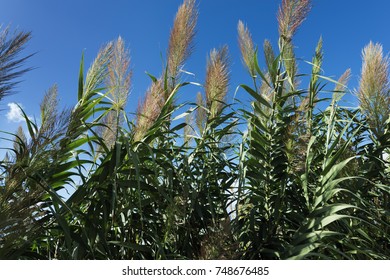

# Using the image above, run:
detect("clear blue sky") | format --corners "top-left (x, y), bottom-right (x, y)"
top-left (1, 0), bottom-right (389, 135)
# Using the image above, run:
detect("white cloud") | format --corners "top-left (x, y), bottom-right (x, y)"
top-left (6, 103), bottom-right (25, 123)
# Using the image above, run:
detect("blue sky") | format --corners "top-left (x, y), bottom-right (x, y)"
top-left (1, 0), bottom-right (389, 137)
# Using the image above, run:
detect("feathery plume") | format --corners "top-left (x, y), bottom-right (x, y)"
top-left (184, 112), bottom-right (194, 146)
top-left (84, 42), bottom-right (114, 98)
top-left (238, 21), bottom-right (256, 77)
top-left (358, 42), bottom-right (390, 138)
top-left (0, 25), bottom-right (33, 101)
top-left (196, 91), bottom-right (207, 132)
top-left (296, 38), bottom-right (324, 119)
top-left (335, 68), bottom-right (351, 93)
top-left (106, 36), bottom-right (132, 111)
top-left (99, 37), bottom-right (132, 149)
top-left (167, 0), bottom-right (198, 85)
top-left (134, 79), bottom-right (164, 142)
top-left (311, 37), bottom-right (323, 79)
top-left (263, 40), bottom-right (276, 69)
top-left (329, 68), bottom-right (351, 107)
top-left (134, 0), bottom-right (198, 142)
top-left (67, 42), bottom-right (113, 141)
top-left (305, 37), bottom-right (323, 111)
top-left (99, 111), bottom-right (117, 149)
top-left (205, 46), bottom-right (230, 118)
top-left (40, 85), bottom-right (59, 135)
top-left (13, 126), bottom-right (27, 156)
top-left (277, 0), bottom-right (311, 42)
top-left (133, 0), bottom-right (198, 142)
top-left (282, 41), bottom-right (297, 84)
top-left (332, 68), bottom-right (351, 102)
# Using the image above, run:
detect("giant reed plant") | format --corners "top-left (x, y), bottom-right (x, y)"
top-left (0, 0), bottom-right (389, 259)
top-left (234, 0), bottom-right (389, 259)
top-left (0, 25), bottom-right (32, 101)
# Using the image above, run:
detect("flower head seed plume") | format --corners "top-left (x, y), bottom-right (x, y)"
top-left (98, 111), bottom-right (117, 149)
top-left (67, 43), bottom-right (114, 140)
top-left (196, 91), bottom-right (207, 132)
top-left (0, 25), bottom-right (33, 101)
top-left (282, 40), bottom-right (298, 85)
top-left (184, 112), bottom-right (194, 146)
top-left (134, 79), bottom-right (164, 142)
top-left (83, 42), bottom-right (114, 99)
top-left (311, 37), bottom-right (323, 79)
top-left (335, 68), bottom-right (351, 93)
top-left (205, 46), bottom-right (230, 118)
top-left (277, 0), bottom-right (311, 42)
top-left (238, 21), bottom-right (256, 77)
top-left (167, 0), bottom-right (198, 85)
top-left (106, 36), bottom-right (132, 111)
top-left (329, 68), bottom-right (351, 107)
top-left (133, 0), bottom-right (198, 142)
top-left (40, 84), bottom-right (59, 135)
top-left (263, 40), bottom-right (276, 69)
top-left (332, 68), bottom-right (351, 103)
top-left (358, 42), bottom-right (390, 138)
top-left (98, 37), bottom-right (132, 149)
top-left (13, 126), bottom-right (27, 156)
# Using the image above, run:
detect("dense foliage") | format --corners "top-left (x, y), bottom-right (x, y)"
top-left (1, 0), bottom-right (389, 259)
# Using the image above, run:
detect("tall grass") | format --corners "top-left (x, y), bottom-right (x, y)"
top-left (0, 25), bottom-right (32, 101)
top-left (0, 0), bottom-right (389, 259)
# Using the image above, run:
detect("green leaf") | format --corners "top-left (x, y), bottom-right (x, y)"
top-left (78, 52), bottom-right (85, 100)
top-left (240, 84), bottom-right (271, 108)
